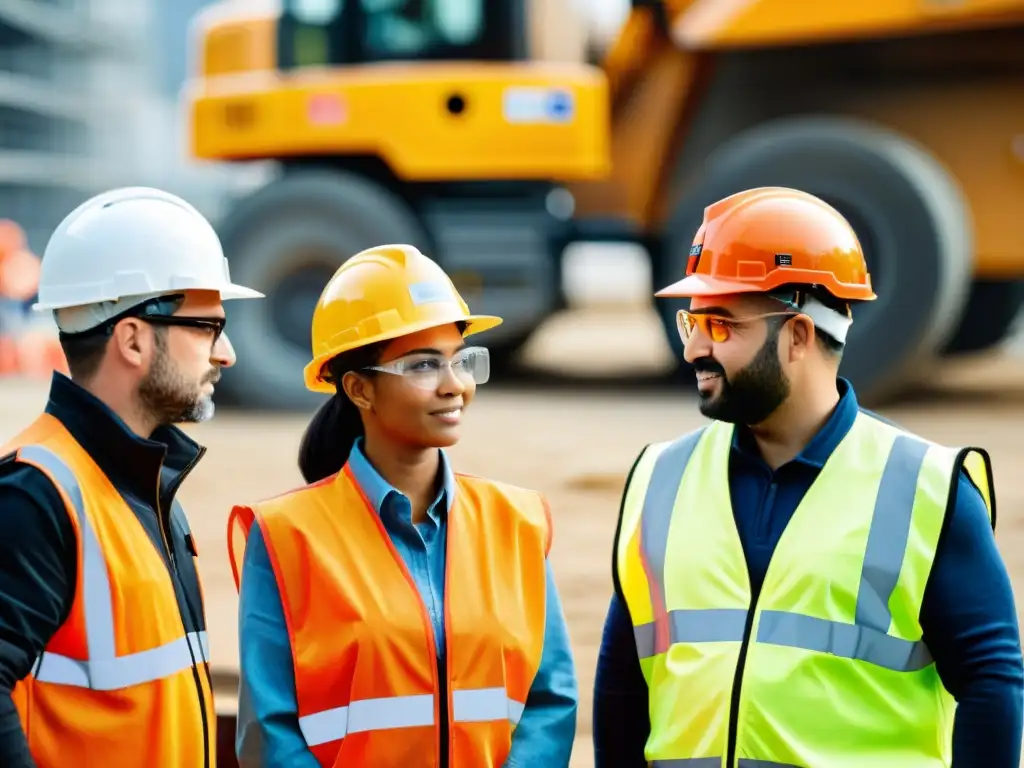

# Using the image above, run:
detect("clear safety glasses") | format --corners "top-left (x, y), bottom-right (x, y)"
top-left (676, 309), bottom-right (795, 344)
top-left (364, 346), bottom-right (491, 391)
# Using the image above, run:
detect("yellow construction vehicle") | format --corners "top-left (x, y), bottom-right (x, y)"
top-left (184, 0), bottom-right (608, 409)
top-left (185, 0), bottom-right (1024, 408)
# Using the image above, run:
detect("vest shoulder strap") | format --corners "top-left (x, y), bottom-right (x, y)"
top-left (227, 473), bottom-right (339, 592)
top-left (455, 473), bottom-right (553, 556)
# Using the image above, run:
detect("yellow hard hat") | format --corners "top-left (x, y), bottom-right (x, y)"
top-left (303, 244), bottom-right (503, 393)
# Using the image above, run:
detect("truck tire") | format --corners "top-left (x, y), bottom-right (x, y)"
top-left (216, 168), bottom-right (431, 411)
top-left (659, 115), bottom-right (973, 404)
top-left (940, 279), bottom-right (1024, 355)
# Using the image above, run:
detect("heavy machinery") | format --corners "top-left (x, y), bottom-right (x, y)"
top-left (185, 0), bottom-right (1024, 410)
top-left (185, 0), bottom-right (607, 409)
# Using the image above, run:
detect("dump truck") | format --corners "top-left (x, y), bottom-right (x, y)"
top-left (184, 0), bottom-right (1024, 410)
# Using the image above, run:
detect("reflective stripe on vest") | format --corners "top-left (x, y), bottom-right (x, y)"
top-left (299, 687), bottom-right (527, 747)
top-left (20, 444), bottom-right (209, 691)
top-left (633, 428), bottom-right (932, 672)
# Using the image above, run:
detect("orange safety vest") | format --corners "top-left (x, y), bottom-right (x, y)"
top-left (3, 414), bottom-right (214, 767)
top-left (227, 463), bottom-right (552, 767)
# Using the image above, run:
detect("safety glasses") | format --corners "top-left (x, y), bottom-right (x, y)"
top-left (676, 309), bottom-right (795, 344)
top-left (141, 314), bottom-right (227, 344)
top-left (364, 346), bottom-right (490, 391)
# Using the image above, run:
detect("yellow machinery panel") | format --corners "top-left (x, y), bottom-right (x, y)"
top-left (675, 0), bottom-right (1024, 49)
top-left (187, 64), bottom-right (609, 182)
top-left (185, 5), bottom-right (610, 183)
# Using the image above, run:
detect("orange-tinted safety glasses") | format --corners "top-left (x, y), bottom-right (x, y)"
top-left (676, 309), bottom-right (796, 344)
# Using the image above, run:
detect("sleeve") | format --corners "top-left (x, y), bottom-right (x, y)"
top-left (592, 592), bottom-right (650, 768)
top-left (920, 469), bottom-right (1024, 768)
top-left (504, 558), bottom-right (578, 768)
top-left (0, 458), bottom-right (77, 768)
top-left (236, 523), bottom-right (320, 768)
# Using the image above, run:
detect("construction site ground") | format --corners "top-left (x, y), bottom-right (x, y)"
top-left (3, 303), bottom-right (1024, 767)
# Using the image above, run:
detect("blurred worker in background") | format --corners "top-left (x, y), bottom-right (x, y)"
top-left (227, 244), bottom-right (578, 767)
top-left (0, 187), bottom-right (263, 768)
top-left (593, 187), bottom-right (1024, 767)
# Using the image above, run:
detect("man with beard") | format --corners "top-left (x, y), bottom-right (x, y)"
top-left (0, 187), bottom-right (263, 768)
top-left (593, 187), bottom-right (1023, 767)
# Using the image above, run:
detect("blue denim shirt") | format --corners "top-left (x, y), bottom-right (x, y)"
top-left (236, 438), bottom-right (578, 766)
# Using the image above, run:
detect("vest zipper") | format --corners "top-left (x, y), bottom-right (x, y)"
top-left (156, 461), bottom-right (211, 768)
top-left (725, 585), bottom-right (759, 767)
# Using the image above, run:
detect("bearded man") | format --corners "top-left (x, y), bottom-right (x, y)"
top-left (593, 187), bottom-right (1023, 768)
top-left (0, 187), bottom-right (262, 768)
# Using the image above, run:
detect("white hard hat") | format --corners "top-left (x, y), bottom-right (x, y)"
top-left (34, 186), bottom-right (263, 325)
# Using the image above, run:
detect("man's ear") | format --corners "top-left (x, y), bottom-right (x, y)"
top-left (787, 315), bottom-right (815, 361)
top-left (110, 319), bottom-right (147, 368)
top-left (342, 371), bottom-right (373, 411)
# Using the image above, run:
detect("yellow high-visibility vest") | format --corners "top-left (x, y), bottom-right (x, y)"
top-left (615, 412), bottom-right (994, 768)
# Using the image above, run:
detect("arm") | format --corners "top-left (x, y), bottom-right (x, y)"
top-left (921, 470), bottom-right (1024, 768)
top-left (504, 559), bottom-right (578, 768)
top-left (0, 459), bottom-right (77, 768)
top-left (236, 523), bottom-right (320, 768)
top-left (592, 592), bottom-right (650, 768)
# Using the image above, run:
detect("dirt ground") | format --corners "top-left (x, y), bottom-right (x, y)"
top-left (3, 306), bottom-right (1024, 767)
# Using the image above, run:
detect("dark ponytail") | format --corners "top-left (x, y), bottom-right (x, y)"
top-left (297, 342), bottom-right (384, 483)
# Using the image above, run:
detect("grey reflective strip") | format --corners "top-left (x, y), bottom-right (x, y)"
top-left (635, 608), bottom-right (748, 654)
top-left (857, 434), bottom-right (928, 633)
top-left (636, 429), bottom-right (707, 657)
top-left (633, 427), bottom-right (935, 673)
top-left (652, 757), bottom-right (804, 766)
top-left (452, 687), bottom-right (526, 726)
top-left (757, 611), bottom-right (932, 672)
top-left (19, 444), bottom-right (207, 691)
top-left (299, 687), bottom-right (525, 746)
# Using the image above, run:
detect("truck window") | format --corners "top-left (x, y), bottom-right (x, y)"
top-left (360, 0), bottom-right (486, 59)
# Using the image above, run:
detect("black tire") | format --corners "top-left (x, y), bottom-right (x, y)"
top-left (216, 169), bottom-right (431, 411)
top-left (940, 279), bottom-right (1024, 355)
top-left (659, 115), bottom-right (973, 404)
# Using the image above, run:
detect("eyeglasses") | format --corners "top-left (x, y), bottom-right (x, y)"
top-left (363, 346), bottom-right (490, 391)
top-left (677, 309), bottom-right (795, 344)
top-left (141, 314), bottom-right (227, 344)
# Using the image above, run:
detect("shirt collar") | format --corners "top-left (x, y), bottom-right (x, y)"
top-left (732, 377), bottom-right (859, 469)
top-left (43, 371), bottom-right (205, 505)
top-left (347, 437), bottom-right (455, 521)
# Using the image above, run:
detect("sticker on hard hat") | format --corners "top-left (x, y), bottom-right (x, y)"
top-left (502, 87), bottom-right (575, 124)
top-left (409, 280), bottom-right (455, 306)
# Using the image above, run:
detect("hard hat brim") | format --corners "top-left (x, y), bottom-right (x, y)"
top-left (655, 273), bottom-right (768, 299)
top-left (32, 282), bottom-right (265, 312)
top-left (219, 283), bottom-right (266, 301)
top-left (655, 273), bottom-right (878, 302)
top-left (304, 312), bottom-right (504, 394)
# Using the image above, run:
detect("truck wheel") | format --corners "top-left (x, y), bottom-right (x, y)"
top-left (659, 115), bottom-right (973, 404)
top-left (940, 279), bottom-right (1024, 355)
top-left (216, 168), bottom-right (431, 410)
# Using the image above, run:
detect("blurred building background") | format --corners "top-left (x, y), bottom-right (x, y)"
top-left (0, 0), bottom-right (157, 254)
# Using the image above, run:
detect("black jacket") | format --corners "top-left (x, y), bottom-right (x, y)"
top-left (0, 372), bottom-right (212, 767)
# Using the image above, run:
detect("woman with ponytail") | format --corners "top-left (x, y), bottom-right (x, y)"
top-left (228, 244), bottom-right (578, 767)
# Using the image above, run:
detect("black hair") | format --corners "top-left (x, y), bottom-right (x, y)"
top-left (60, 333), bottom-right (110, 382)
top-left (297, 342), bottom-right (386, 484)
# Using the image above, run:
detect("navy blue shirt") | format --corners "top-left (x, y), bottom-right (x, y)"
top-left (593, 379), bottom-right (1024, 767)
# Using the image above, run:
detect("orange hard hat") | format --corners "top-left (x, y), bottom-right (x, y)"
top-left (656, 187), bottom-right (876, 302)
top-left (303, 244), bottom-right (502, 394)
